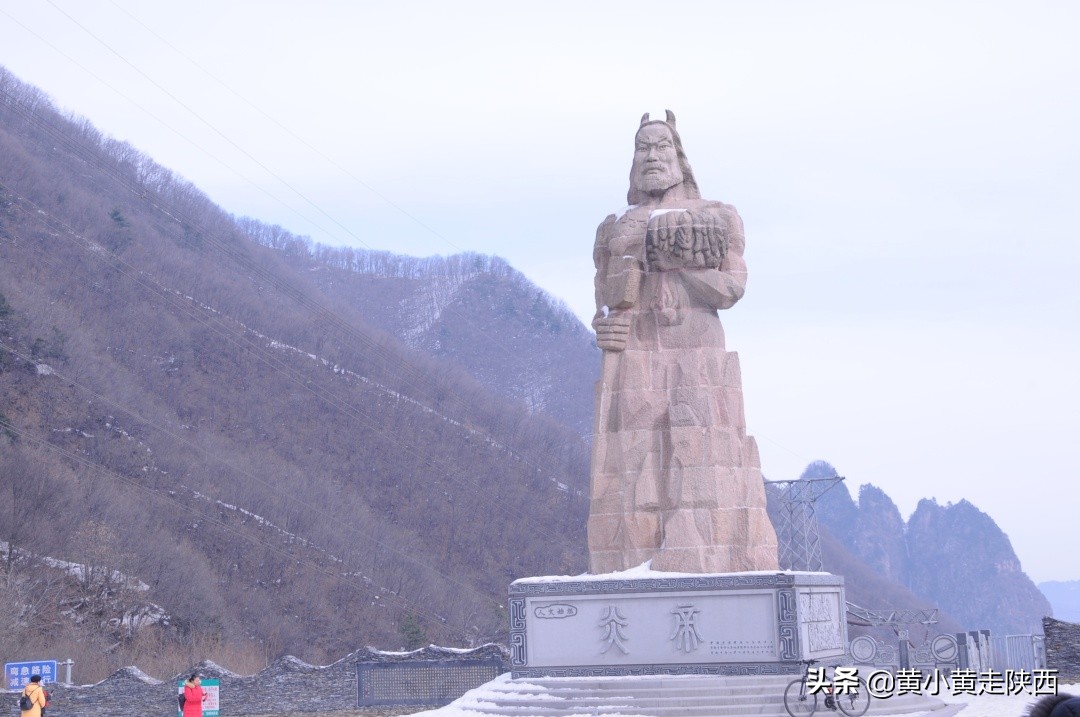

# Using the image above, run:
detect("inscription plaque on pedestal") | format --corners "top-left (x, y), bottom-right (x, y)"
top-left (509, 571), bottom-right (847, 678)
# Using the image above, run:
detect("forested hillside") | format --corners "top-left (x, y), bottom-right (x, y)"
top-left (235, 220), bottom-right (599, 437)
top-left (0, 66), bottom-right (590, 679)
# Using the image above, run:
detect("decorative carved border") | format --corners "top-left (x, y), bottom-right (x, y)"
top-left (508, 597), bottom-right (527, 667)
top-left (777, 588), bottom-right (800, 660)
top-left (509, 572), bottom-right (842, 597)
top-left (510, 662), bottom-right (803, 679)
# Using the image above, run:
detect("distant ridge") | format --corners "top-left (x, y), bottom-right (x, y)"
top-left (236, 216), bottom-right (599, 436)
top-left (1040, 581), bottom-right (1080, 623)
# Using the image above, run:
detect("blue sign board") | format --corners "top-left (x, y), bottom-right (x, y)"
top-left (5, 661), bottom-right (58, 688)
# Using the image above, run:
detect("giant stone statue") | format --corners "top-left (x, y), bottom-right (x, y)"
top-left (589, 111), bottom-right (780, 574)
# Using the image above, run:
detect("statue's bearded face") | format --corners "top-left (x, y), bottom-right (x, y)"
top-left (630, 124), bottom-right (684, 197)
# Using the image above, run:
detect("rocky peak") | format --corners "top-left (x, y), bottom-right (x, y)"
top-left (852, 484), bottom-right (909, 586)
top-left (812, 469), bottom-right (1051, 636)
top-left (906, 498), bottom-right (1050, 634)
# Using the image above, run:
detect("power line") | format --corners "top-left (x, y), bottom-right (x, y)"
top-left (0, 7), bottom-right (354, 247)
top-left (42, 0), bottom-right (385, 254)
top-left (106, 0), bottom-right (463, 253)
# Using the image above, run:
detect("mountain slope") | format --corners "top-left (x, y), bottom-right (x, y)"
top-left (0, 65), bottom-right (589, 677)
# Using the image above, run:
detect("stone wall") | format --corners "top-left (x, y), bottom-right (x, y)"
top-left (4, 645), bottom-right (507, 717)
top-left (1043, 616), bottom-right (1080, 683)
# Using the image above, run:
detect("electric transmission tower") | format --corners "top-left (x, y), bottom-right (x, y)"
top-left (765, 475), bottom-right (845, 571)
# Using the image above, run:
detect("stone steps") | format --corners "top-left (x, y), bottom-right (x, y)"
top-left (432, 674), bottom-right (951, 717)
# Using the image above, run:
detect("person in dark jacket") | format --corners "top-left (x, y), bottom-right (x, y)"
top-left (1026, 693), bottom-right (1080, 717)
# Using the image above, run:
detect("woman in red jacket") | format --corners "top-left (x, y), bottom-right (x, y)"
top-left (181, 674), bottom-right (207, 717)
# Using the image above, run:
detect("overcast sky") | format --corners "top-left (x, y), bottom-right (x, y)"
top-left (1, 1), bottom-right (1077, 585)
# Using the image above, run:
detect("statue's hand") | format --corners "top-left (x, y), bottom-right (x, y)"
top-left (646, 209), bottom-right (727, 271)
top-left (593, 313), bottom-right (632, 352)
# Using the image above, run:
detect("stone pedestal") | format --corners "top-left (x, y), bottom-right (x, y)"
top-left (508, 570), bottom-right (846, 678)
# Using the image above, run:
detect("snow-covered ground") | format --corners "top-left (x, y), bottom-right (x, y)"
top-left (403, 675), bottom-right (1079, 717)
top-left (935, 684), bottom-right (1079, 717)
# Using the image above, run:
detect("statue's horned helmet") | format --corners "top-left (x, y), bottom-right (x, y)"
top-left (640, 110), bottom-right (677, 128)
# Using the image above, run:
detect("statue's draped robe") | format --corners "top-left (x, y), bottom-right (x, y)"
top-left (588, 198), bottom-right (780, 574)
